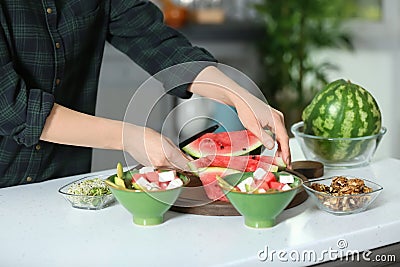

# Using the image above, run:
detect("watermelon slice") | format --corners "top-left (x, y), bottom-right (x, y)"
top-left (198, 167), bottom-right (240, 202)
top-left (248, 155), bottom-right (286, 169)
top-left (182, 129), bottom-right (262, 158)
top-left (189, 155), bottom-right (285, 172)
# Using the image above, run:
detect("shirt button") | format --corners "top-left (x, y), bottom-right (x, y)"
top-left (55, 78), bottom-right (61, 86)
top-left (35, 144), bottom-right (41, 151)
top-left (26, 177), bottom-right (33, 182)
top-left (46, 8), bottom-right (53, 14)
top-left (55, 42), bottom-right (61, 49)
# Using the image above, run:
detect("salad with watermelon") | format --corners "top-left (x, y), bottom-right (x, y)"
top-left (182, 129), bottom-right (294, 201)
top-left (217, 169), bottom-right (301, 194)
top-left (108, 163), bottom-right (184, 192)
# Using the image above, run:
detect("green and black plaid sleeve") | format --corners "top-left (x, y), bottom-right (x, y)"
top-left (107, 0), bottom-right (217, 99)
top-left (0, 9), bottom-right (55, 147)
top-left (0, 0), bottom-right (216, 187)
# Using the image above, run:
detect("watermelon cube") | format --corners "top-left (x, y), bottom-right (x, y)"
top-left (264, 172), bottom-right (277, 184)
top-left (145, 172), bottom-right (159, 183)
top-left (269, 181), bottom-right (285, 190)
top-left (254, 179), bottom-right (270, 191)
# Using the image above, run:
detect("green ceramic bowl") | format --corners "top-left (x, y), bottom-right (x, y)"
top-left (105, 171), bottom-right (189, 226)
top-left (220, 172), bottom-right (303, 228)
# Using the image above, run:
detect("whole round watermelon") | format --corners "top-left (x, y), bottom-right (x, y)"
top-left (301, 79), bottom-right (382, 161)
top-left (302, 79), bottom-right (381, 137)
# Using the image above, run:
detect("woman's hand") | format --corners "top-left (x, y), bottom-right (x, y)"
top-left (231, 92), bottom-right (291, 168)
top-left (189, 66), bottom-right (291, 168)
top-left (123, 124), bottom-right (191, 171)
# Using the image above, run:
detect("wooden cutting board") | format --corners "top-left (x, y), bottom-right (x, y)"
top-left (171, 160), bottom-right (323, 216)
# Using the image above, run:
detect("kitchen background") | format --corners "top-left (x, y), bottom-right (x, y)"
top-left (92, 0), bottom-right (400, 171)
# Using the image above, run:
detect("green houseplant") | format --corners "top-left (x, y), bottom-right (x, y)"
top-left (252, 0), bottom-right (354, 133)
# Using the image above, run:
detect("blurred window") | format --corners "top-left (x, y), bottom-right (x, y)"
top-left (344, 0), bottom-right (383, 21)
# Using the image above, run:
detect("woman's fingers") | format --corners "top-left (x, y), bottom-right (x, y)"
top-left (164, 139), bottom-right (192, 171)
top-left (267, 108), bottom-right (291, 168)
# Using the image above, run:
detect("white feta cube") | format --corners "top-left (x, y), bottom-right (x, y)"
top-left (237, 177), bottom-right (254, 192)
top-left (253, 168), bottom-right (267, 180)
top-left (148, 182), bottom-right (161, 191)
top-left (139, 166), bottom-right (155, 174)
top-left (135, 177), bottom-right (151, 189)
top-left (158, 171), bottom-right (176, 182)
top-left (257, 188), bottom-right (267, 193)
top-left (279, 174), bottom-right (294, 184)
top-left (282, 184), bottom-right (292, 191)
top-left (166, 178), bottom-right (183, 190)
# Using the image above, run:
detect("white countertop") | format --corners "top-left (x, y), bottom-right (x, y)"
top-left (1, 156), bottom-right (400, 267)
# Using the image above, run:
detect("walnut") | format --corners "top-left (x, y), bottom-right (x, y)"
top-left (311, 183), bottom-right (329, 192)
top-left (348, 178), bottom-right (364, 188)
top-left (339, 186), bottom-right (354, 195)
top-left (310, 176), bottom-right (374, 212)
top-left (363, 186), bottom-right (373, 193)
top-left (331, 176), bottom-right (348, 190)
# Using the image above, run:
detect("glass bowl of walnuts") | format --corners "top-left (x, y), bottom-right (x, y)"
top-left (303, 176), bottom-right (383, 215)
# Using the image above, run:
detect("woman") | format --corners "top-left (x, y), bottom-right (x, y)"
top-left (0, 0), bottom-right (290, 187)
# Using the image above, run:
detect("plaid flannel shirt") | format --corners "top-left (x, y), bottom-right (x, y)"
top-left (0, 0), bottom-right (216, 187)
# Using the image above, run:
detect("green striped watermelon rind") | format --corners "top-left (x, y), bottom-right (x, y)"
top-left (302, 79), bottom-right (382, 138)
top-left (301, 79), bottom-right (382, 161)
